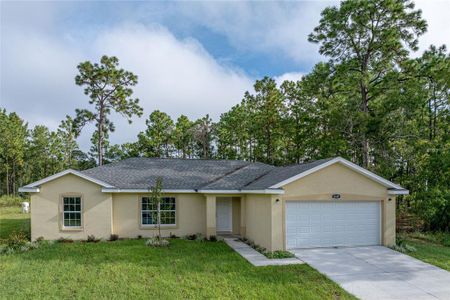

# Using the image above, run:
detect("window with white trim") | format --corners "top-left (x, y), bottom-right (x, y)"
top-left (141, 197), bottom-right (176, 226)
top-left (62, 196), bottom-right (82, 227)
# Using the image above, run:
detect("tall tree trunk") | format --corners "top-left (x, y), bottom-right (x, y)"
top-left (360, 81), bottom-right (370, 168)
top-left (98, 104), bottom-right (104, 166)
top-left (428, 99), bottom-right (433, 141)
top-left (5, 163), bottom-right (10, 196)
top-left (12, 159), bottom-right (16, 196)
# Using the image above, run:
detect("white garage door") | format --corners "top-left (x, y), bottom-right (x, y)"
top-left (286, 201), bottom-right (381, 249)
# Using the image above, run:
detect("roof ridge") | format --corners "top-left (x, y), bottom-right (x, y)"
top-left (240, 157), bottom-right (336, 190)
top-left (81, 157), bottom-right (257, 174)
top-left (197, 162), bottom-right (253, 190)
top-left (123, 157), bottom-right (251, 163)
top-left (240, 166), bottom-right (277, 189)
top-left (280, 157), bottom-right (335, 168)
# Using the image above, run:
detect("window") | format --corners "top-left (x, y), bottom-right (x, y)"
top-left (141, 197), bottom-right (176, 226)
top-left (62, 196), bottom-right (82, 227)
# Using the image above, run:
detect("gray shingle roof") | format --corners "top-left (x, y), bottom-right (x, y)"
top-left (81, 158), bottom-right (251, 190)
top-left (80, 157), bottom-right (334, 190)
top-left (200, 162), bottom-right (276, 190)
top-left (242, 158), bottom-right (334, 190)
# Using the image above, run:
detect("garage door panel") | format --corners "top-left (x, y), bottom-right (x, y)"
top-left (286, 201), bottom-right (381, 249)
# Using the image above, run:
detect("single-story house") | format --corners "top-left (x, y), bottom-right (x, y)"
top-left (19, 157), bottom-right (408, 250)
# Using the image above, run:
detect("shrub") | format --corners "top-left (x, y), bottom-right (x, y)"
top-left (137, 235), bottom-right (143, 239)
top-left (238, 238), bottom-right (295, 259)
top-left (169, 233), bottom-right (179, 239)
top-left (185, 234), bottom-right (197, 240)
top-left (109, 234), bottom-right (119, 241)
top-left (87, 235), bottom-right (99, 243)
top-left (0, 246), bottom-right (15, 255)
top-left (391, 243), bottom-right (416, 253)
top-left (238, 237), bottom-right (249, 243)
top-left (391, 237), bottom-right (416, 253)
top-left (0, 195), bottom-right (26, 207)
top-left (411, 188), bottom-right (450, 231)
top-left (208, 235), bottom-right (217, 242)
top-left (57, 237), bottom-right (74, 243)
top-left (254, 245), bottom-right (266, 253)
top-left (1, 235), bottom-right (45, 255)
top-left (5, 231), bottom-right (29, 249)
top-left (145, 237), bottom-right (170, 247)
top-left (265, 250), bottom-right (295, 259)
top-left (195, 233), bottom-right (205, 242)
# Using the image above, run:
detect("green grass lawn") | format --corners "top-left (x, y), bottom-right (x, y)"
top-left (0, 206), bottom-right (355, 299)
top-left (399, 232), bottom-right (450, 271)
top-left (0, 206), bottom-right (30, 240)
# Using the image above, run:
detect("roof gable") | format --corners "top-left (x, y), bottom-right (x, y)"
top-left (18, 169), bottom-right (115, 192)
top-left (269, 157), bottom-right (404, 190)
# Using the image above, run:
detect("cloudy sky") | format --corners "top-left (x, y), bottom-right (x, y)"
top-left (1, 1), bottom-right (449, 150)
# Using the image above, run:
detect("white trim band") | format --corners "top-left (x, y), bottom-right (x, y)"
top-left (388, 189), bottom-right (409, 195)
top-left (18, 187), bottom-right (40, 193)
top-left (102, 188), bottom-right (285, 195)
top-left (197, 189), bottom-right (285, 195)
top-left (102, 188), bottom-right (196, 193)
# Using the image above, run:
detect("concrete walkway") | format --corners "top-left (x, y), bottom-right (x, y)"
top-left (224, 238), bottom-right (303, 267)
top-left (293, 246), bottom-right (450, 300)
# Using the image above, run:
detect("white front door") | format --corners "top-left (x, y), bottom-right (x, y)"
top-left (286, 201), bottom-right (381, 249)
top-left (216, 198), bottom-right (232, 232)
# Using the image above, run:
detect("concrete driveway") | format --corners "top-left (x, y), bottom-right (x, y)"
top-left (292, 246), bottom-right (450, 300)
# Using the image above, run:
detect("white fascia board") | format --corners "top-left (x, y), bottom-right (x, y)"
top-left (270, 157), bottom-right (405, 190)
top-left (103, 188), bottom-right (284, 195)
top-left (102, 188), bottom-right (197, 193)
top-left (197, 189), bottom-right (285, 195)
top-left (20, 169), bottom-right (115, 191)
top-left (241, 189), bottom-right (285, 195)
top-left (388, 189), bottom-right (409, 195)
top-left (186, 189), bottom-right (239, 194)
top-left (18, 187), bottom-right (40, 193)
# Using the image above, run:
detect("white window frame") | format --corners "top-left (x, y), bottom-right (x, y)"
top-left (62, 196), bottom-right (83, 229)
top-left (141, 197), bottom-right (176, 226)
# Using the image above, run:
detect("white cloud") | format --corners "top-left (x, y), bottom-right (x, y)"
top-left (176, 1), bottom-right (450, 62)
top-left (174, 2), bottom-right (331, 64)
top-left (0, 31), bottom-right (86, 131)
top-left (415, 0), bottom-right (450, 55)
top-left (92, 24), bottom-right (253, 146)
top-left (274, 72), bottom-right (305, 86)
top-left (1, 23), bottom-right (253, 150)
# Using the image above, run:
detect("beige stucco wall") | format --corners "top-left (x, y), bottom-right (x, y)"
top-left (383, 195), bottom-right (396, 246)
top-left (30, 174), bottom-right (112, 241)
top-left (113, 193), bottom-right (206, 238)
top-left (244, 194), bottom-right (272, 251)
top-left (278, 162), bottom-right (395, 249)
top-left (232, 197), bottom-right (241, 235)
top-left (282, 163), bottom-right (388, 200)
top-left (243, 194), bottom-right (283, 252)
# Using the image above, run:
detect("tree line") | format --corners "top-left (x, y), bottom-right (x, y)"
top-left (0, 0), bottom-right (448, 230)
